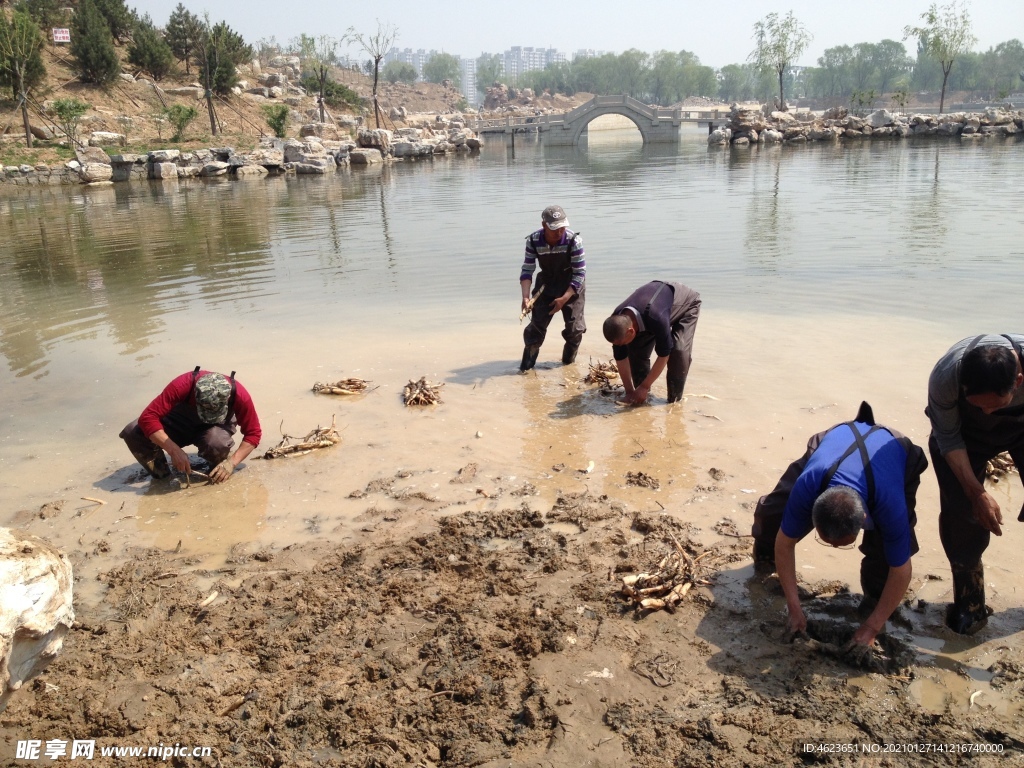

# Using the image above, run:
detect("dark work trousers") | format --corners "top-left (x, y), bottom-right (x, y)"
top-left (751, 424), bottom-right (926, 599)
top-left (120, 402), bottom-right (236, 476)
top-left (625, 283), bottom-right (700, 402)
top-left (523, 286), bottom-right (586, 351)
top-left (928, 398), bottom-right (1024, 616)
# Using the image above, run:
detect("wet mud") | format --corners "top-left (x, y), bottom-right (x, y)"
top-left (2, 492), bottom-right (1021, 767)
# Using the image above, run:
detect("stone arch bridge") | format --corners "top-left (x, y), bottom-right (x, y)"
top-left (471, 95), bottom-right (724, 146)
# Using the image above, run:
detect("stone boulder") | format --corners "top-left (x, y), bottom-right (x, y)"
top-left (235, 165), bottom-right (269, 177)
top-left (78, 163), bottom-right (113, 183)
top-left (761, 128), bottom-right (784, 143)
top-left (76, 146), bottom-right (111, 165)
top-left (29, 124), bottom-right (53, 141)
top-left (707, 126), bottom-right (732, 145)
top-left (283, 139), bottom-right (332, 166)
top-left (247, 148), bottom-right (285, 167)
top-left (357, 128), bottom-right (393, 154)
top-left (148, 149), bottom-right (181, 163)
top-left (199, 162), bottom-right (230, 177)
top-left (770, 110), bottom-right (798, 125)
top-left (163, 87), bottom-right (204, 99)
top-left (866, 109), bottom-right (895, 129)
top-left (983, 108), bottom-right (1014, 125)
top-left (350, 148), bottom-right (383, 164)
top-left (89, 131), bottom-right (125, 147)
top-left (0, 529), bottom-right (74, 713)
top-left (151, 162), bottom-right (178, 180)
top-left (300, 123), bottom-right (343, 141)
top-left (823, 106), bottom-right (848, 120)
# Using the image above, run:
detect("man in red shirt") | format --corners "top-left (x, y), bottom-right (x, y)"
top-left (119, 368), bottom-right (262, 484)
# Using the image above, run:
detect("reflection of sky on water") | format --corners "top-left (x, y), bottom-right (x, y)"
top-left (1, 135), bottom-right (1023, 380)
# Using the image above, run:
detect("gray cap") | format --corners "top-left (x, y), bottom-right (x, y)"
top-left (541, 205), bottom-right (569, 230)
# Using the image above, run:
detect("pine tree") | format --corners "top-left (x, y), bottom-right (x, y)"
top-left (70, 0), bottom-right (120, 85)
top-left (165, 3), bottom-right (201, 75)
top-left (92, 0), bottom-right (133, 43)
top-left (127, 15), bottom-right (173, 80)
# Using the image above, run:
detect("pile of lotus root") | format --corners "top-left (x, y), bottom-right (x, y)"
top-left (620, 534), bottom-right (715, 612)
top-left (262, 416), bottom-right (341, 458)
top-left (404, 377), bottom-right (444, 406)
top-left (312, 378), bottom-right (370, 395)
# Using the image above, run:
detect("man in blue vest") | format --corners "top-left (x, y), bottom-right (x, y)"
top-left (751, 403), bottom-right (928, 648)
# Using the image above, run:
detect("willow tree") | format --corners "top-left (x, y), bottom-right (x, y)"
top-left (749, 11), bottom-right (812, 110)
top-left (904, 1), bottom-right (976, 113)
top-left (0, 10), bottom-right (45, 147)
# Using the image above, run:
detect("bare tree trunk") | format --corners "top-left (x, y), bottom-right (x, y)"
top-left (939, 65), bottom-right (951, 114)
top-left (778, 67), bottom-right (786, 111)
top-left (318, 69), bottom-right (326, 123)
top-left (372, 57), bottom-right (381, 128)
top-left (16, 68), bottom-right (32, 148)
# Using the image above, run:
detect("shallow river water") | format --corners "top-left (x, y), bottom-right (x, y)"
top-left (1, 125), bottom-right (1023, 717)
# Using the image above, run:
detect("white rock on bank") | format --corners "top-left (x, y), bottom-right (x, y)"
top-left (0, 528), bottom-right (74, 713)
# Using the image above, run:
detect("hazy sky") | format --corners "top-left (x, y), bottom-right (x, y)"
top-left (133, 0), bottom-right (1022, 68)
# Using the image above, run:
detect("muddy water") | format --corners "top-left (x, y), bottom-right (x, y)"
top-left (2, 130), bottom-right (1024, 713)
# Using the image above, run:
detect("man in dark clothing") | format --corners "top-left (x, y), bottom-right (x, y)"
top-left (927, 333), bottom-right (1024, 634)
top-left (751, 402), bottom-right (928, 648)
top-left (519, 205), bottom-right (586, 371)
top-left (601, 281), bottom-right (700, 404)
top-left (119, 367), bottom-right (262, 484)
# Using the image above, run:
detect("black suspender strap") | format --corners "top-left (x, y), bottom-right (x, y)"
top-left (818, 423), bottom-right (883, 507)
top-left (1000, 334), bottom-right (1024, 365)
top-left (643, 281), bottom-right (668, 314)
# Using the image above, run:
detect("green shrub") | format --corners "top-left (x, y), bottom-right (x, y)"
top-left (164, 104), bottom-right (198, 141)
top-left (300, 74), bottom-right (363, 110)
top-left (262, 104), bottom-right (289, 138)
top-left (52, 97), bottom-right (90, 147)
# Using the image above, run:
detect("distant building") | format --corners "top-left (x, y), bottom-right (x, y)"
top-left (460, 58), bottom-right (478, 107)
top-left (573, 49), bottom-right (607, 60)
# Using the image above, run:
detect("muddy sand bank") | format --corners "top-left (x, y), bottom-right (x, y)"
top-left (2, 483), bottom-right (1022, 766)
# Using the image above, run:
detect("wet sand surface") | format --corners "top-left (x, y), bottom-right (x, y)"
top-left (2, 310), bottom-right (1023, 765)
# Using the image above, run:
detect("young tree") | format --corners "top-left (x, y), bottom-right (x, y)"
top-left (382, 59), bottom-right (417, 84)
top-left (262, 103), bottom-right (288, 137)
top-left (749, 11), bottom-right (812, 110)
top-left (292, 32), bottom-right (350, 123)
top-left (52, 96), bottom-right (89, 147)
top-left (0, 9), bottom-right (45, 147)
top-left (165, 3), bottom-right (202, 75)
top-left (475, 52), bottom-right (501, 93)
top-left (904, 1), bottom-right (977, 113)
top-left (128, 14), bottom-right (174, 80)
top-left (353, 21), bottom-right (398, 128)
top-left (70, 0), bottom-right (121, 85)
top-left (192, 16), bottom-right (252, 134)
top-left (422, 51), bottom-right (460, 87)
top-left (164, 103), bottom-right (197, 141)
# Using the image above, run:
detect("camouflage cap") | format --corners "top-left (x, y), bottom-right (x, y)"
top-left (195, 373), bottom-right (231, 424)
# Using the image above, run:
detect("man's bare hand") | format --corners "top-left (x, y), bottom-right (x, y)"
top-left (209, 460), bottom-right (235, 484)
top-left (851, 622), bottom-right (880, 647)
top-left (167, 445), bottom-right (190, 474)
top-left (972, 491), bottom-right (1004, 536)
top-left (783, 606), bottom-right (808, 643)
top-left (548, 295), bottom-right (570, 315)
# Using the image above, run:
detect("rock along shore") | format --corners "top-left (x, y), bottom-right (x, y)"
top-left (0, 120), bottom-right (483, 189)
top-left (709, 104), bottom-right (1024, 146)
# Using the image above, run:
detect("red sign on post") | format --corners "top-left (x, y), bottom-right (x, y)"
top-left (52, 28), bottom-right (71, 43)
